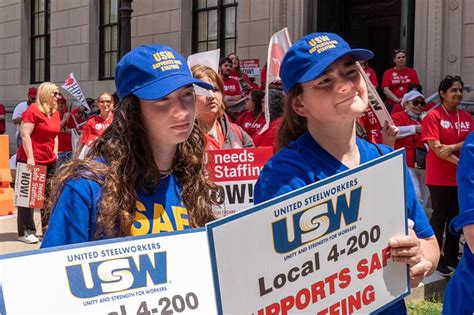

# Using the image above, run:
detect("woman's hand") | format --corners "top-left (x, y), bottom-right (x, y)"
top-left (435, 143), bottom-right (455, 159)
top-left (26, 157), bottom-right (35, 171)
top-left (389, 229), bottom-right (433, 288)
top-left (381, 121), bottom-right (400, 148)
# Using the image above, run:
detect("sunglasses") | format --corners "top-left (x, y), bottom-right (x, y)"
top-left (393, 49), bottom-right (406, 54)
top-left (52, 91), bottom-right (60, 97)
top-left (411, 100), bottom-right (426, 107)
top-left (444, 75), bottom-right (461, 80)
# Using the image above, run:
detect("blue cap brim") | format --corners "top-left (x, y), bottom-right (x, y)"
top-left (133, 74), bottom-right (213, 100)
top-left (298, 48), bottom-right (374, 84)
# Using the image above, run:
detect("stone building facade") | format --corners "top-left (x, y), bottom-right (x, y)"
top-left (0, 0), bottom-right (472, 148)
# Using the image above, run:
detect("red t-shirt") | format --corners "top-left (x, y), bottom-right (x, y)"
top-left (0, 104), bottom-right (5, 134)
top-left (381, 67), bottom-right (420, 106)
top-left (422, 105), bottom-right (473, 186)
top-left (16, 104), bottom-right (61, 165)
top-left (222, 76), bottom-right (242, 97)
top-left (236, 111), bottom-right (266, 137)
top-left (392, 111), bottom-right (423, 168)
top-left (81, 114), bottom-right (113, 145)
top-left (358, 107), bottom-right (383, 144)
top-left (364, 66), bottom-right (379, 88)
top-left (253, 117), bottom-right (281, 153)
top-left (58, 111), bottom-right (78, 152)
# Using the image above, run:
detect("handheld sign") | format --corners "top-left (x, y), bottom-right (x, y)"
top-left (14, 162), bottom-right (47, 208)
top-left (207, 150), bottom-right (410, 314)
top-left (356, 62), bottom-right (393, 127)
top-left (0, 230), bottom-right (218, 314)
top-left (240, 59), bottom-right (260, 78)
top-left (61, 73), bottom-right (90, 112)
top-left (207, 147), bottom-right (273, 218)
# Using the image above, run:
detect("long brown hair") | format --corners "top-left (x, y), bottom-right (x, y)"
top-left (277, 84), bottom-right (306, 149)
top-left (48, 94), bottom-right (222, 239)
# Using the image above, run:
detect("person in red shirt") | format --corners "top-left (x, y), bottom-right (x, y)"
top-left (252, 89), bottom-right (285, 152)
top-left (56, 93), bottom-right (77, 169)
top-left (391, 83), bottom-right (436, 114)
top-left (361, 60), bottom-right (378, 88)
top-left (0, 103), bottom-right (5, 134)
top-left (75, 92), bottom-right (114, 157)
top-left (422, 75), bottom-right (474, 275)
top-left (236, 89), bottom-right (266, 139)
top-left (16, 82), bottom-right (61, 243)
top-left (219, 57), bottom-right (247, 120)
top-left (192, 65), bottom-right (254, 151)
top-left (227, 53), bottom-right (253, 96)
top-left (382, 49), bottom-right (420, 112)
top-left (392, 90), bottom-right (430, 212)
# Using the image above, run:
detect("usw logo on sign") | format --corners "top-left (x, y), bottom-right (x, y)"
top-left (272, 187), bottom-right (362, 253)
top-left (65, 252), bottom-right (167, 298)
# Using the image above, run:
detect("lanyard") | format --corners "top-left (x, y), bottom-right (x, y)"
top-left (441, 104), bottom-right (460, 140)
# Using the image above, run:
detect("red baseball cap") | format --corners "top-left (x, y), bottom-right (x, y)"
top-left (28, 87), bottom-right (38, 98)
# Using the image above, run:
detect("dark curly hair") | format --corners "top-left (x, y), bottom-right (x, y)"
top-left (48, 94), bottom-right (222, 239)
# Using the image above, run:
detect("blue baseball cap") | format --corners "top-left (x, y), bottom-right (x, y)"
top-left (115, 44), bottom-right (213, 100)
top-left (280, 32), bottom-right (374, 93)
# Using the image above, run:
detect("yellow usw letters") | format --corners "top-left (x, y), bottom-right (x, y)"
top-left (130, 201), bottom-right (190, 235)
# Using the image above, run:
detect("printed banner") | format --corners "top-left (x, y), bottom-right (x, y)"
top-left (187, 49), bottom-right (220, 73)
top-left (14, 162), bottom-right (47, 208)
top-left (0, 230), bottom-right (217, 314)
top-left (262, 27), bottom-right (292, 133)
top-left (207, 147), bottom-right (273, 218)
top-left (207, 150), bottom-right (409, 314)
top-left (356, 62), bottom-right (393, 127)
top-left (240, 59), bottom-right (260, 78)
top-left (61, 73), bottom-right (90, 112)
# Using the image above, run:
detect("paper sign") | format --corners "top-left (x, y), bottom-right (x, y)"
top-left (240, 59), bottom-right (260, 78)
top-left (0, 230), bottom-right (218, 314)
top-left (356, 62), bottom-right (393, 127)
top-left (61, 73), bottom-right (90, 112)
top-left (14, 162), bottom-right (47, 208)
top-left (207, 150), bottom-right (409, 314)
top-left (207, 147), bottom-right (273, 218)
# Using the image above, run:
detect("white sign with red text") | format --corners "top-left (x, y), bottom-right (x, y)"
top-left (0, 230), bottom-right (217, 314)
top-left (14, 162), bottom-right (47, 208)
top-left (207, 150), bottom-right (409, 314)
top-left (240, 59), bottom-right (260, 78)
top-left (207, 147), bottom-right (273, 218)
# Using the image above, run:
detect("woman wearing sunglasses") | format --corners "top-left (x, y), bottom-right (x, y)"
top-left (16, 82), bottom-right (62, 244)
top-left (392, 90), bottom-right (430, 214)
top-left (381, 49), bottom-right (420, 112)
top-left (422, 75), bottom-right (474, 276)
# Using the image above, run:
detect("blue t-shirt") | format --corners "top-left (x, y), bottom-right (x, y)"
top-left (254, 131), bottom-right (434, 315)
top-left (443, 131), bottom-right (474, 314)
top-left (41, 174), bottom-right (190, 248)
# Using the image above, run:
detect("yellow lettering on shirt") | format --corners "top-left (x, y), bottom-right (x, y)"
top-left (172, 206), bottom-right (190, 230)
top-left (130, 201), bottom-right (150, 236)
top-left (152, 203), bottom-right (174, 233)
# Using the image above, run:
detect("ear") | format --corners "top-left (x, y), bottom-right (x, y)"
top-left (291, 95), bottom-right (307, 117)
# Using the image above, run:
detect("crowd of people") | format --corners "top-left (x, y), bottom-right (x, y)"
top-left (3, 31), bottom-right (473, 313)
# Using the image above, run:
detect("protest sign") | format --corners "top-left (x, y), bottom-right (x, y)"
top-left (61, 73), bottom-right (90, 112)
top-left (262, 27), bottom-right (292, 133)
top-left (187, 49), bottom-right (220, 73)
top-left (207, 150), bottom-right (409, 314)
top-left (356, 62), bottom-right (393, 127)
top-left (14, 162), bottom-right (47, 208)
top-left (207, 147), bottom-right (273, 218)
top-left (0, 230), bottom-right (217, 314)
top-left (240, 59), bottom-right (260, 78)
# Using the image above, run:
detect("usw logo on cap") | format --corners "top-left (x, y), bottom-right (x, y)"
top-left (152, 50), bottom-right (183, 71)
top-left (307, 35), bottom-right (339, 54)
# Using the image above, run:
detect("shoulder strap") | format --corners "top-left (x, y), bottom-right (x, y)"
top-left (373, 143), bottom-right (384, 156)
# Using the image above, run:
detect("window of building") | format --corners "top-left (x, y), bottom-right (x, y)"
top-left (99, 0), bottom-right (120, 80)
top-left (192, 0), bottom-right (237, 56)
top-left (31, 0), bottom-right (50, 83)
